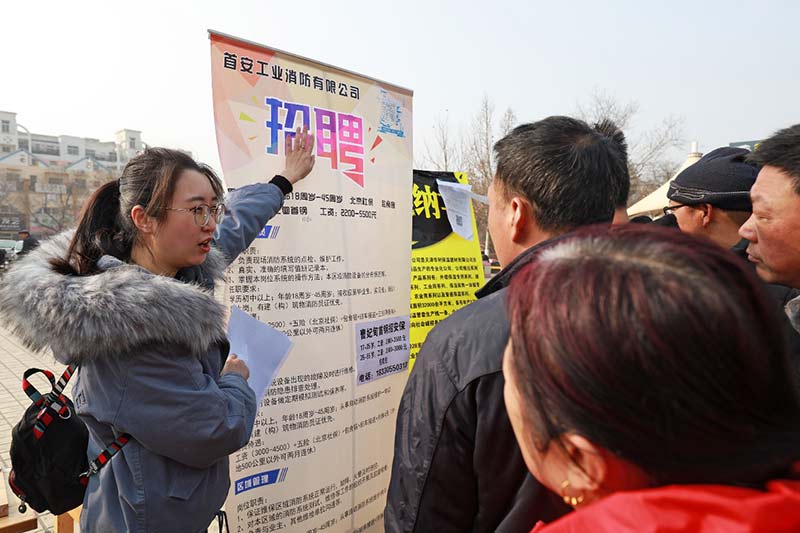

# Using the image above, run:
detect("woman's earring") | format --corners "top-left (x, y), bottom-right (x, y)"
top-left (560, 479), bottom-right (585, 507)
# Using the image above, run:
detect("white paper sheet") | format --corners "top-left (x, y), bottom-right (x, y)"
top-left (227, 305), bottom-right (293, 402)
top-left (436, 179), bottom-right (475, 241)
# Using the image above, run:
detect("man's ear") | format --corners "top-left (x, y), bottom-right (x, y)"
top-left (509, 196), bottom-right (533, 244)
top-left (130, 205), bottom-right (156, 234)
top-left (700, 203), bottom-right (713, 228)
top-left (561, 433), bottom-right (607, 494)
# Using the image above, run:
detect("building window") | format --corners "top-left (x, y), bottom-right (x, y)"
top-left (1, 121), bottom-right (9, 133)
top-left (18, 139), bottom-right (28, 150)
top-left (85, 149), bottom-right (95, 157)
top-left (32, 143), bottom-right (59, 156)
top-left (1, 146), bottom-right (10, 153)
top-left (67, 145), bottom-right (79, 156)
top-left (49, 177), bottom-right (64, 185)
top-left (129, 138), bottom-right (136, 149)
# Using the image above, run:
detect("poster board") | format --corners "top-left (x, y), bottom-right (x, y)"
top-left (409, 170), bottom-right (485, 371)
top-left (210, 30), bottom-right (413, 532)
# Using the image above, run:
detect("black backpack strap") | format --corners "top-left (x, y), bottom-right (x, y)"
top-left (43, 364), bottom-right (78, 416)
top-left (22, 368), bottom-right (56, 406)
top-left (24, 365), bottom-right (78, 440)
top-left (64, 363), bottom-right (132, 480)
top-left (80, 433), bottom-right (131, 483)
top-left (52, 364), bottom-right (77, 397)
top-left (23, 363), bottom-right (132, 478)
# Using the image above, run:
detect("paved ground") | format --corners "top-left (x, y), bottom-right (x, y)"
top-left (0, 324), bottom-right (60, 532)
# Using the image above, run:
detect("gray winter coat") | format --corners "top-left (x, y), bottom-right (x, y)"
top-left (0, 181), bottom-right (287, 532)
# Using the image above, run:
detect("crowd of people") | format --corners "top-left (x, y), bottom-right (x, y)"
top-left (2, 114), bottom-right (800, 532)
top-left (387, 120), bottom-right (800, 532)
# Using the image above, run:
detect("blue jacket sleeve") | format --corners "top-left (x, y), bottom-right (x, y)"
top-left (113, 344), bottom-right (257, 469)
top-left (214, 181), bottom-right (286, 266)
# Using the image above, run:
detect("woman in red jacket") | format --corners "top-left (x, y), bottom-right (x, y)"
top-left (503, 224), bottom-right (800, 532)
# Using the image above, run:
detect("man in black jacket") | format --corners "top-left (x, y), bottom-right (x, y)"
top-left (663, 147), bottom-right (755, 248)
top-left (739, 124), bottom-right (800, 347)
top-left (17, 230), bottom-right (39, 257)
top-left (662, 147), bottom-right (800, 376)
top-left (385, 117), bottom-right (631, 532)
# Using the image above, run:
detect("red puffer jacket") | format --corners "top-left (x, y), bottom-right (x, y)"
top-left (532, 475), bottom-right (800, 533)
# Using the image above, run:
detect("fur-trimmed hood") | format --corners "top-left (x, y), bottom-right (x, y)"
top-left (0, 231), bottom-right (229, 364)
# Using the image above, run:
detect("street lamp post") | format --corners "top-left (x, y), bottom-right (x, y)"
top-left (15, 124), bottom-right (33, 230)
top-left (16, 123), bottom-right (33, 156)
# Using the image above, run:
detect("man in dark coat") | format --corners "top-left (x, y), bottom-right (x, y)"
top-left (664, 147), bottom-right (800, 377)
top-left (17, 230), bottom-right (39, 257)
top-left (738, 124), bottom-right (800, 371)
top-left (663, 147), bottom-right (758, 247)
top-left (385, 117), bottom-right (631, 532)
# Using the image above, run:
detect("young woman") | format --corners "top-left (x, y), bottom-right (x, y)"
top-left (503, 224), bottom-right (800, 532)
top-left (0, 127), bottom-right (315, 532)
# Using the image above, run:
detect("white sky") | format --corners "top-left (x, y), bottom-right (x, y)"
top-left (2, 0), bottom-right (798, 173)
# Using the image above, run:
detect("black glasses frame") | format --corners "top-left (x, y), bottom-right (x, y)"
top-left (662, 203), bottom-right (694, 217)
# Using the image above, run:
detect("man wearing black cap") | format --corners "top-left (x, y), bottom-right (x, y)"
top-left (664, 145), bottom-right (800, 375)
top-left (663, 147), bottom-right (756, 249)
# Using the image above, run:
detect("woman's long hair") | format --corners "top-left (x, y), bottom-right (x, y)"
top-left (51, 148), bottom-right (224, 275)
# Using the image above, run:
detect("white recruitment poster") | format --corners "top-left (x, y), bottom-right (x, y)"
top-left (209, 31), bottom-right (413, 532)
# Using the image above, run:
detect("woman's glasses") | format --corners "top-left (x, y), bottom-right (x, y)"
top-left (166, 203), bottom-right (226, 226)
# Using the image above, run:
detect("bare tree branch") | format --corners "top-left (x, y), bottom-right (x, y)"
top-left (463, 94), bottom-right (495, 195)
top-left (576, 89), bottom-right (685, 204)
top-left (499, 108), bottom-right (517, 137)
top-left (423, 111), bottom-right (465, 171)
top-left (575, 89), bottom-right (639, 131)
top-left (629, 115), bottom-right (684, 179)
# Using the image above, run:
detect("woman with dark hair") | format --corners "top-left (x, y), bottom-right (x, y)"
top-left (0, 127), bottom-right (315, 532)
top-left (503, 224), bottom-right (800, 532)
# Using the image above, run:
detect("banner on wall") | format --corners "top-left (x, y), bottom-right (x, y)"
top-left (209, 30), bottom-right (413, 532)
top-left (409, 170), bottom-right (485, 371)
